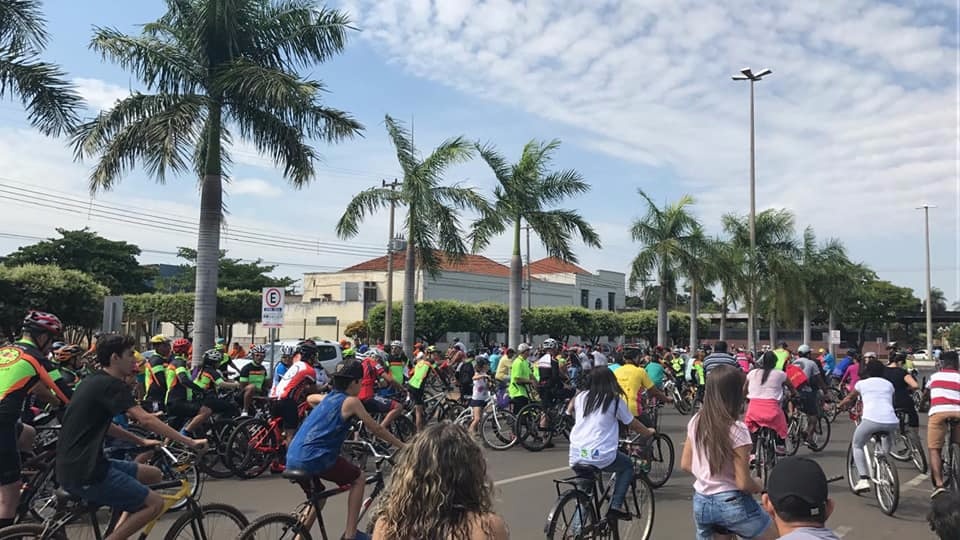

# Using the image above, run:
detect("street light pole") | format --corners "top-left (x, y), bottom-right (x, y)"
top-left (732, 67), bottom-right (772, 354)
top-left (383, 179), bottom-right (400, 344)
top-left (918, 204), bottom-right (936, 361)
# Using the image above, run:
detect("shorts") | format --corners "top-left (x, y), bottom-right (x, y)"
top-left (407, 386), bottom-right (425, 406)
top-left (797, 387), bottom-right (819, 416)
top-left (469, 399), bottom-right (488, 408)
top-left (0, 423), bottom-right (21, 485)
top-left (693, 490), bottom-right (771, 540)
top-left (201, 397), bottom-right (239, 417)
top-left (62, 459), bottom-right (149, 513)
top-left (166, 400), bottom-right (201, 419)
top-left (511, 396), bottom-right (529, 415)
top-left (927, 411), bottom-right (960, 450)
top-left (270, 398), bottom-right (300, 430)
top-left (362, 396), bottom-right (398, 415)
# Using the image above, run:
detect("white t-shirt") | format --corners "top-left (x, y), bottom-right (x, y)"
top-left (537, 353), bottom-right (553, 369)
top-left (746, 369), bottom-right (787, 401)
top-left (579, 352), bottom-right (592, 371)
top-left (855, 377), bottom-right (898, 424)
top-left (569, 392), bottom-right (634, 469)
top-left (592, 352), bottom-right (608, 367)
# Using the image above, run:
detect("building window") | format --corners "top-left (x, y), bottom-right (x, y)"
top-left (594, 298), bottom-right (602, 310)
top-left (363, 281), bottom-right (378, 303)
top-left (321, 293), bottom-right (332, 302)
top-left (608, 292), bottom-right (615, 312)
top-left (581, 289), bottom-right (589, 308)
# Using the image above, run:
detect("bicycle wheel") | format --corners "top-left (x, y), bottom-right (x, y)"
top-left (200, 419), bottom-right (236, 479)
top-left (784, 417), bottom-right (801, 456)
top-left (756, 433), bottom-right (775, 489)
top-left (673, 389), bottom-right (692, 416)
top-left (645, 434), bottom-right (674, 489)
top-left (163, 502), bottom-right (249, 540)
top-left (808, 415), bottom-right (831, 452)
top-left (516, 404), bottom-right (552, 452)
top-left (874, 456), bottom-right (900, 516)
top-left (388, 414), bottom-right (417, 443)
top-left (480, 410), bottom-right (517, 451)
top-left (544, 490), bottom-right (597, 540)
top-left (889, 432), bottom-right (911, 462)
top-left (619, 477), bottom-right (655, 540)
top-left (153, 450), bottom-right (202, 512)
top-left (0, 524), bottom-right (48, 539)
top-left (906, 431), bottom-right (928, 474)
top-left (238, 512), bottom-right (312, 540)
top-left (846, 443), bottom-right (861, 496)
top-left (226, 418), bottom-right (278, 479)
top-left (823, 388), bottom-right (841, 423)
top-left (945, 443), bottom-right (960, 494)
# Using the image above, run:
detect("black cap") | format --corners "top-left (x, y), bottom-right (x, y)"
top-left (332, 359), bottom-right (363, 380)
top-left (766, 457), bottom-right (829, 520)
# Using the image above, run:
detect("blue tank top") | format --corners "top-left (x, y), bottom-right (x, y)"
top-left (286, 390), bottom-right (351, 473)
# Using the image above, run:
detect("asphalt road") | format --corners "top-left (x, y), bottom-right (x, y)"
top-left (156, 402), bottom-right (940, 539)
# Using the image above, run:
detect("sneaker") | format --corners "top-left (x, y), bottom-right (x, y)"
top-left (931, 487), bottom-right (948, 499)
top-left (180, 428), bottom-right (192, 438)
top-left (240, 411), bottom-right (249, 418)
top-left (853, 478), bottom-right (871, 493)
top-left (607, 507), bottom-right (632, 521)
top-left (270, 462), bottom-right (286, 475)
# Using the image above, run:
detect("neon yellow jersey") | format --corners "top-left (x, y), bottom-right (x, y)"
top-left (408, 360), bottom-right (432, 389)
top-left (508, 356), bottom-right (531, 399)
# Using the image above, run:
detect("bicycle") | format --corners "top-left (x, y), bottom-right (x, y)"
top-left (225, 400), bottom-right (310, 479)
top-left (752, 426), bottom-right (779, 488)
top-left (237, 440), bottom-right (391, 540)
top-left (0, 446), bottom-right (247, 540)
top-left (888, 409), bottom-right (927, 474)
top-left (932, 417), bottom-right (960, 494)
top-left (516, 393), bottom-right (575, 452)
top-left (784, 396), bottom-right (830, 455)
top-left (635, 397), bottom-right (674, 489)
top-left (846, 431), bottom-right (899, 515)
top-left (663, 379), bottom-right (692, 416)
top-left (544, 434), bottom-right (655, 540)
top-left (452, 394), bottom-right (518, 451)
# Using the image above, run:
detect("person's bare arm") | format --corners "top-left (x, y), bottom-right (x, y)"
top-left (627, 417), bottom-right (655, 436)
top-left (28, 382), bottom-right (62, 407)
top-left (733, 444), bottom-right (761, 493)
top-left (680, 436), bottom-right (693, 473)
top-left (480, 513), bottom-right (510, 540)
top-left (106, 424), bottom-right (157, 446)
top-left (837, 388), bottom-right (860, 410)
top-left (127, 405), bottom-right (206, 449)
top-left (904, 373), bottom-right (919, 391)
top-left (343, 397), bottom-right (405, 448)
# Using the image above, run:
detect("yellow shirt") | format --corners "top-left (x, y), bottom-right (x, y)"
top-left (495, 355), bottom-right (514, 382)
top-left (614, 364), bottom-right (654, 417)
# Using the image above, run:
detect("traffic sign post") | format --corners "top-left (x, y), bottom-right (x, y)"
top-left (829, 330), bottom-right (841, 345)
top-left (261, 287), bottom-right (285, 328)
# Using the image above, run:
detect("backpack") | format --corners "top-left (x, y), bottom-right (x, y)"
top-left (786, 363), bottom-right (809, 389)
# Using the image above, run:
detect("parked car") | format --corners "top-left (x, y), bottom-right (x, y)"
top-left (912, 349), bottom-right (928, 361)
top-left (228, 339), bottom-right (343, 379)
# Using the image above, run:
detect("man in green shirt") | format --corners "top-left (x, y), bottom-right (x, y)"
top-left (406, 347), bottom-right (437, 431)
top-left (509, 344), bottom-right (535, 414)
top-left (773, 341), bottom-right (791, 370)
top-left (239, 345), bottom-right (268, 416)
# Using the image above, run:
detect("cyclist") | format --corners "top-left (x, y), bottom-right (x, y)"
top-left (927, 350), bottom-right (960, 496)
top-left (773, 341), bottom-right (791, 370)
top-left (54, 344), bottom-right (85, 390)
top-left (407, 347), bottom-right (436, 431)
top-left (358, 349), bottom-right (404, 430)
top-left (831, 348), bottom-right (857, 382)
top-left (188, 349), bottom-right (241, 427)
top-left (704, 340), bottom-right (739, 375)
top-left (273, 345), bottom-right (295, 388)
top-left (790, 345), bottom-right (825, 447)
top-left (270, 340), bottom-right (319, 447)
top-left (285, 359), bottom-right (405, 540)
top-left (494, 347), bottom-right (515, 391)
top-left (761, 457), bottom-right (839, 540)
top-left (239, 344), bottom-right (269, 416)
top-left (535, 339), bottom-right (564, 412)
top-left (164, 341), bottom-right (208, 435)
top-left (616, 349), bottom-right (671, 424)
top-left (837, 359), bottom-right (898, 493)
top-left (644, 350), bottom-right (669, 389)
top-left (508, 343), bottom-right (536, 415)
top-left (0, 311), bottom-right (71, 529)
top-left (214, 337), bottom-right (241, 376)
top-left (142, 335), bottom-right (172, 413)
top-left (567, 367), bottom-right (655, 522)
top-left (56, 334), bottom-right (206, 540)
top-left (47, 342), bottom-right (83, 399)
top-left (883, 351), bottom-right (919, 435)
top-left (386, 340), bottom-right (407, 383)
top-left (745, 351), bottom-right (794, 455)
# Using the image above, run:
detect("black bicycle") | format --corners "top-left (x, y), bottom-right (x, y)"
top-left (516, 395), bottom-right (574, 452)
top-left (888, 409), bottom-right (927, 474)
top-left (933, 417), bottom-right (960, 494)
top-left (752, 427), bottom-right (779, 488)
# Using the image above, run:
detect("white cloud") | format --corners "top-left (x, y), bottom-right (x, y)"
top-left (73, 78), bottom-right (131, 111)
top-left (229, 178), bottom-right (282, 197)
top-left (340, 0), bottom-right (959, 296)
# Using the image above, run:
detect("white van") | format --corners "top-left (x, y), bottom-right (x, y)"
top-left (228, 339), bottom-right (343, 379)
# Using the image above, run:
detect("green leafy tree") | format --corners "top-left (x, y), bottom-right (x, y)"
top-left (629, 190), bottom-right (701, 347)
top-left (124, 291), bottom-right (195, 337)
top-left (157, 247), bottom-right (295, 292)
top-left (71, 0), bottom-right (363, 360)
top-left (473, 303), bottom-right (508, 348)
top-left (843, 275), bottom-right (921, 350)
top-left (0, 264), bottom-right (107, 339)
top-left (572, 309), bottom-right (623, 346)
top-left (4, 228), bottom-right (155, 294)
top-left (337, 116), bottom-right (486, 354)
top-left (216, 289), bottom-right (261, 342)
top-left (470, 140), bottom-right (600, 348)
top-left (0, 0), bottom-right (81, 136)
top-left (344, 320), bottom-right (368, 341)
top-left (926, 287), bottom-right (949, 314)
top-left (620, 311), bottom-right (658, 344)
top-left (366, 302), bottom-right (401, 343)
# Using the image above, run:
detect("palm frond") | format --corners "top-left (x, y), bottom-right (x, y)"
top-left (0, 0), bottom-right (46, 50)
top-left (417, 136), bottom-right (475, 183)
top-left (90, 26), bottom-right (202, 93)
top-left (474, 141), bottom-right (512, 186)
top-left (232, 103), bottom-right (317, 186)
top-left (0, 50), bottom-right (81, 136)
top-left (468, 210), bottom-right (507, 253)
top-left (539, 169), bottom-right (590, 204)
top-left (255, 2), bottom-right (354, 69)
top-left (384, 115), bottom-right (418, 177)
top-left (336, 187), bottom-right (396, 239)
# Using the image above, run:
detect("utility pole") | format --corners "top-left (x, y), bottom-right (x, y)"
top-left (525, 225), bottom-right (532, 310)
top-left (383, 179), bottom-right (400, 344)
top-left (918, 204), bottom-right (936, 361)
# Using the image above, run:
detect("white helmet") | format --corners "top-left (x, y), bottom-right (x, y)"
top-left (797, 344), bottom-right (811, 354)
top-left (542, 338), bottom-right (558, 350)
top-left (389, 340), bottom-right (403, 349)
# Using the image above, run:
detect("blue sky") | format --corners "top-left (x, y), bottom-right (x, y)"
top-left (0, 0), bottom-right (957, 304)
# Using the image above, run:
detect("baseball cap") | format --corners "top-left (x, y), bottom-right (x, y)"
top-left (517, 343), bottom-right (531, 354)
top-left (797, 344), bottom-right (811, 354)
top-left (150, 334), bottom-right (169, 344)
top-left (332, 359), bottom-right (363, 380)
top-left (766, 457), bottom-right (829, 520)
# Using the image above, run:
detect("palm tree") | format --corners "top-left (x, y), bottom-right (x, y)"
top-left (337, 116), bottom-right (486, 354)
top-left (712, 238), bottom-right (745, 341)
top-left (71, 0), bottom-right (363, 359)
top-left (629, 191), bottom-right (701, 347)
top-left (677, 231), bottom-right (713, 351)
top-left (0, 0), bottom-right (81, 135)
top-left (797, 227), bottom-right (847, 344)
top-left (470, 140), bottom-right (600, 348)
top-left (723, 209), bottom-right (798, 347)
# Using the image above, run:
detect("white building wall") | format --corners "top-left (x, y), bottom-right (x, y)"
top-left (421, 271), bottom-right (573, 306)
top-left (574, 271), bottom-right (627, 311)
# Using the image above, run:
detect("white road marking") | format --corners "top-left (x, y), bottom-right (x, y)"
top-left (905, 473), bottom-right (929, 488)
top-left (494, 466), bottom-right (571, 487)
top-left (835, 525), bottom-right (853, 538)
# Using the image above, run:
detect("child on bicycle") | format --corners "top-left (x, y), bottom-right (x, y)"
top-left (286, 359), bottom-right (405, 540)
top-left (837, 359), bottom-right (899, 493)
top-left (468, 357), bottom-right (491, 436)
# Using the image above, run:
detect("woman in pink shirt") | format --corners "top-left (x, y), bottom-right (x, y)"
top-left (681, 365), bottom-right (776, 539)
top-left (744, 351), bottom-right (796, 454)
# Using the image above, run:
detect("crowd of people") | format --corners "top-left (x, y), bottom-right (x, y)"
top-left (1, 308), bottom-right (959, 539)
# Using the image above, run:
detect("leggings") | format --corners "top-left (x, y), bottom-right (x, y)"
top-left (852, 419), bottom-right (898, 478)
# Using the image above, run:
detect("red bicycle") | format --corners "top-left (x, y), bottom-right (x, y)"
top-left (226, 400), bottom-right (310, 479)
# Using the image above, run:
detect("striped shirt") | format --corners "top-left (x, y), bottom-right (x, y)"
top-left (928, 369), bottom-right (960, 416)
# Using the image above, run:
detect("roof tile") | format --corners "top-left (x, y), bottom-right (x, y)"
top-left (525, 257), bottom-right (590, 275)
top-left (343, 252), bottom-right (512, 278)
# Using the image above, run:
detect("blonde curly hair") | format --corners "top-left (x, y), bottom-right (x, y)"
top-left (371, 422), bottom-right (496, 539)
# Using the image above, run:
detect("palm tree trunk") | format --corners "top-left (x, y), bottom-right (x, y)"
top-left (802, 302), bottom-right (811, 345)
top-left (768, 310), bottom-right (777, 347)
top-left (508, 219), bottom-right (522, 348)
top-left (191, 104), bottom-right (223, 369)
top-left (828, 310), bottom-right (836, 357)
top-left (400, 219), bottom-right (416, 356)
top-left (689, 281), bottom-right (699, 351)
top-left (718, 293), bottom-right (728, 341)
top-left (657, 271), bottom-right (668, 347)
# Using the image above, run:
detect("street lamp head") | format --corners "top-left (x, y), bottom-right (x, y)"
top-left (732, 67), bottom-right (772, 81)
top-left (732, 75), bottom-right (750, 80)
top-left (740, 68), bottom-right (754, 78)
top-left (755, 68), bottom-right (772, 78)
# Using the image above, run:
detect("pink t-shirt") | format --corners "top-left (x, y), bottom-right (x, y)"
top-left (687, 416), bottom-right (753, 495)
top-left (746, 369), bottom-right (787, 401)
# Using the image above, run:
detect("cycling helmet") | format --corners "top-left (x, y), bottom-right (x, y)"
top-left (343, 348), bottom-right (356, 359)
top-left (864, 351), bottom-right (877, 360)
top-left (369, 349), bottom-right (389, 363)
top-left (797, 344), bottom-right (811, 355)
top-left (250, 344), bottom-right (266, 355)
top-left (297, 341), bottom-right (318, 360)
top-left (201, 349), bottom-right (222, 366)
top-left (390, 340), bottom-right (403, 349)
top-left (172, 338), bottom-right (191, 354)
top-left (51, 341), bottom-right (65, 351)
top-left (280, 345), bottom-right (295, 357)
top-left (55, 344), bottom-right (83, 362)
top-left (22, 311), bottom-right (63, 335)
top-left (542, 338), bottom-right (558, 350)
top-left (846, 347), bottom-right (859, 357)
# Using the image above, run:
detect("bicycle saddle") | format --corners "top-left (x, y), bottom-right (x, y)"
top-left (281, 469), bottom-right (312, 482)
top-left (572, 464), bottom-right (601, 477)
